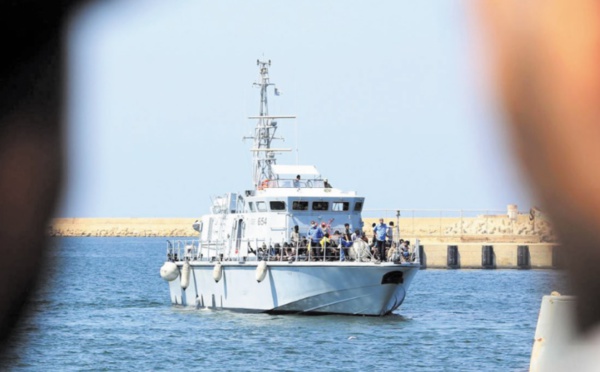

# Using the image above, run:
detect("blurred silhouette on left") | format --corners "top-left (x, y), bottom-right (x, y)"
top-left (0, 0), bottom-right (86, 356)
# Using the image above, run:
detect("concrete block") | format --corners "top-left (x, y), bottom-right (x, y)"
top-left (421, 244), bottom-right (446, 268)
top-left (456, 244), bottom-right (481, 268)
top-left (530, 244), bottom-right (555, 268)
top-left (495, 244), bottom-right (518, 268)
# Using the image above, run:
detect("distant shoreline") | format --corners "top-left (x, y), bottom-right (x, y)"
top-left (48, 216), bottom-right (555, 243)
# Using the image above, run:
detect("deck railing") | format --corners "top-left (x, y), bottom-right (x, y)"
top-left (166, 237), bottom-right (420, 265)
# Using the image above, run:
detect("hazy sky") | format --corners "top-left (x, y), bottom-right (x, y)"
top-left (60, 1), bottom-right (533, 218)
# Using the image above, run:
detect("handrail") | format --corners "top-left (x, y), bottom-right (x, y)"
top-left (165, 236), bottom-right (388, 264)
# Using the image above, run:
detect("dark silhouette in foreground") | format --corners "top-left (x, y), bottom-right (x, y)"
top-left (0, 0), bottom-right (86, 355)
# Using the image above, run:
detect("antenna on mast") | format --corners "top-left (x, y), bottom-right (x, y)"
top-left (244, 60), bottom-right (295, 189)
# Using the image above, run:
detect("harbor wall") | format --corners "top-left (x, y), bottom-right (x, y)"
top-left (418, 243), bottom-right (558, 269)
top-left (47, 218), bottom-right (196, 237)
top-left (49, 215), bottom-right (554, 241)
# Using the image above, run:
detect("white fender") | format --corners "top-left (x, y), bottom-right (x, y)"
top-left (160, 261), bottom-right (179, 282)
top-left (213, 262), bottom-right (223, 283)
top-left (256, 260), bottom-right (268, 282)
top-left (180, 261), bottom-right (191, 290)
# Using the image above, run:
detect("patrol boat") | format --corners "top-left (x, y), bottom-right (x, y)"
top-left (159, 60), bottom-right (420, 315)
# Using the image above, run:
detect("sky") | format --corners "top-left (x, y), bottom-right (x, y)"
top-left (60, 0), bottom-right (534, 218)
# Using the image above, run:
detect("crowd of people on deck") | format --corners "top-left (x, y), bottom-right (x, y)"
top-left (254, 219), bottom-right (415, 262)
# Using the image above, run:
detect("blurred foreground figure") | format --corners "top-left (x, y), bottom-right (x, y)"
top-left (479, 1), bottom-right (600, 369)
top-left (0, 1), bottom-right (83, 354)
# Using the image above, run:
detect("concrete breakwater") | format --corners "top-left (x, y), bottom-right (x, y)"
top-left (361, 214), bottom-right (555, 244)
top-left (48, 218), bottom-right (197, 238)
top-left (48, 215), bottom-right (553, 241)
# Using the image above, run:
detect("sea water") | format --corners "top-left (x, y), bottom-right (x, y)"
top-left (0, 238), bottom-right (567, 371)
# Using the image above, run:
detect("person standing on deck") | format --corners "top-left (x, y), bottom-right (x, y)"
top-left (307, 221), bottom-right (323, 257)
top-left (386, 221), bottom-right (394, 244)
top-left (320, 221), bottom-right (330, 236)
top-left (373, 218), bottom-right (388, 262)
top-left (351, 229), bottom-right (362, 242)
top-left (343, 223), bottom-right (352, 242)
top-left (290, 225), bottom-right (300, 253)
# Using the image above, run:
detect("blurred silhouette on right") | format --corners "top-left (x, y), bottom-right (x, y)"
top-left (478, 1), bottom-right (600, 369)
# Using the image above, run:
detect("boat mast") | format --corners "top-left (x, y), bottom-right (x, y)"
top-left (247, 59), bottom-right (293, 189)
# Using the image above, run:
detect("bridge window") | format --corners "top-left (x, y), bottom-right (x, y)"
top-left (248, 202), bottom-right (255, 212)
top-left (332, 202), bottom-right (349, 212)
top-left (312, 201), bottom-right (329, 211)
top-left (292, 201), bottom-right (309, 211)
top-left (354, 202), bottom-right (363, 212)
top-left (256, 201), bottom-right (267, 212)
top-left (270, 201), bottom-right (286, 211)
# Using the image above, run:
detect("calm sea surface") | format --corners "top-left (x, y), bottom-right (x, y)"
top-left (1, 238), bottom-right (568, 371)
